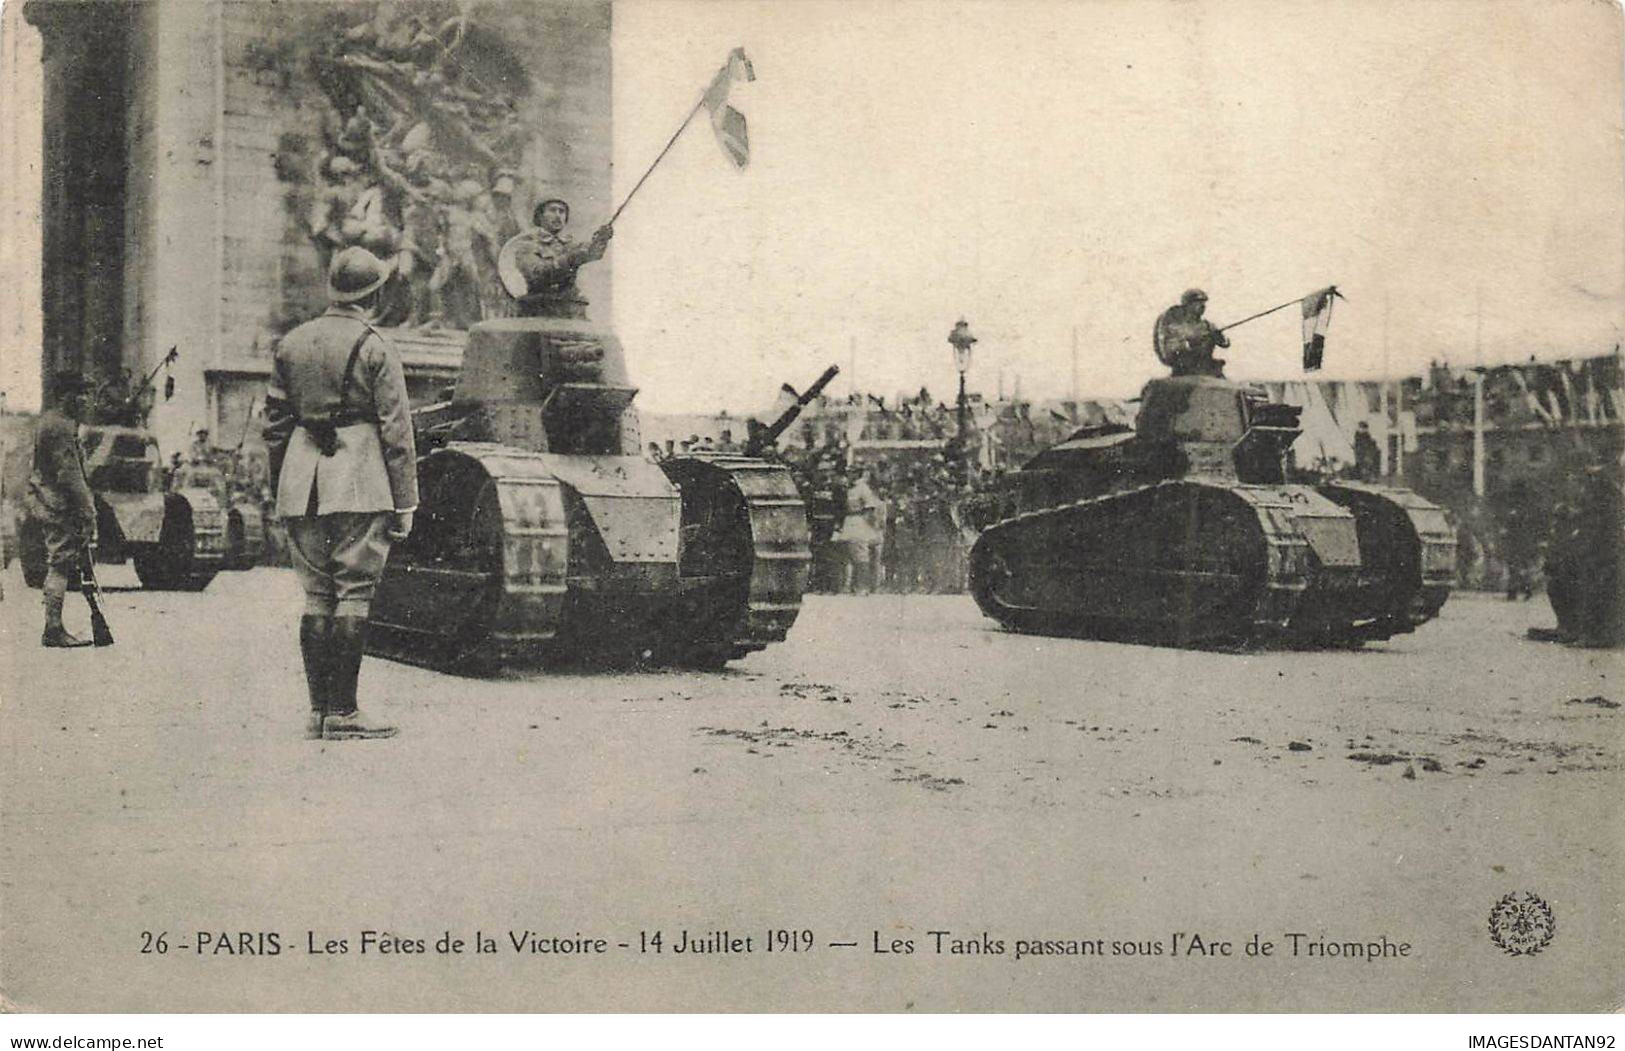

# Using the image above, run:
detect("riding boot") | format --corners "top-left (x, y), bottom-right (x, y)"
top-left (41, 574), bottom-right (90, 649)
top-left (322, 616), bottom-right (396, 740)
top-left (299, 614), bottom-right (333, 739)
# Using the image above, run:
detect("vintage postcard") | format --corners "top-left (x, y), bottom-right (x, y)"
top-left (0, 0), bottom-right (1619, 1018)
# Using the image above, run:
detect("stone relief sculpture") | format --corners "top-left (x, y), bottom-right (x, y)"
top-left (288, 1), bottom-right (533, 331)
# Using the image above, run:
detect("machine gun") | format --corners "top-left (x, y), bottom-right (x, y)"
top-left (744, 365), bottom-right (840, 457)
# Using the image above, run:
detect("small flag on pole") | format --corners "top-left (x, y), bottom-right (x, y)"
top-left (1301, 286), bottom-right (1341, 371)
top-left (703, 47), bottom-right (755, 169)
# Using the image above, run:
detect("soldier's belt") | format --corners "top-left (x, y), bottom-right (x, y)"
top-left (299, 414), bottom-right (378, 457)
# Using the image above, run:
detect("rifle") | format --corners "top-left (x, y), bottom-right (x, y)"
top-left (745, 365), bottom-right (840, 457)
top-left (78, 542), bottom-right (115, 646)
top-left (235, 396), bottom-right (259, 453)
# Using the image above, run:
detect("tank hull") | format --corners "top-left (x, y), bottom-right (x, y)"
top-left (970, 477), bottom-right (1453, 648)
top-left (18, 488), bottom-right (223, 591)
top-left (363, 444), bottom-right (811, 671)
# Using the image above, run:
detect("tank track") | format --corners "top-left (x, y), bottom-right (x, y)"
top-left (132, 489), bottom-right (225, 591)
top-left (364, 446), bottom-right (810, 672)
top-left (970, 478), bottom-right (1451, 648)
top-left (365, 444), bottom-right (570, 670)
top-left (1317, 482), bottom-right (1455, 640)
top-left (661, 454), bottom-right (813, 665)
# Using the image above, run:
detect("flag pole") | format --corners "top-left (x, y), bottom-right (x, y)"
top-left (1215, 296), bottom-right (1301, 333)
top-left (609, 92), bottom-right (709, 226)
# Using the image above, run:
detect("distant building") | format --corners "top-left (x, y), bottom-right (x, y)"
top-left (1262, 349), bottom-right (1623, 587)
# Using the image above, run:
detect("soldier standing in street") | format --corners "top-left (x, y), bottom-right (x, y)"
top-left (1353, 421), bottom-right (1382, 481)
top-left (263, 246), bottom-right (418, 741)
top-left (26, 374), bottom-right (98, 648)
top-left (1154, 289), bottom-right (1231, 377)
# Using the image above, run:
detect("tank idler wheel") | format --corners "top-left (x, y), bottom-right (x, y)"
top-left (133, 504), bottom-right (215, 591)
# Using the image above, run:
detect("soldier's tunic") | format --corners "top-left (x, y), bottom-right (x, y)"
top-left (508, 227), bottom-right (605, 309)
top-left (26, 409), bottom-right (96, 572)
top-left (1154, 306), bottom-right (1230, 377)
top-left (263, 304), bottom-right (417, 617)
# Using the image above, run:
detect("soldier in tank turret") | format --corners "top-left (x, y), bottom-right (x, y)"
top-left (1154, 288), bottom-right (1230, 378)
top-left (500, 196), bottom-right (613, 319)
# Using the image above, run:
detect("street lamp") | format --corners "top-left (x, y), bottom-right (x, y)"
top-left (947, 318), bottom-right (977, 478)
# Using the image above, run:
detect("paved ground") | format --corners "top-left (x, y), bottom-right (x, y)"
top-left (1, 564), bottom-right (1618, 1012)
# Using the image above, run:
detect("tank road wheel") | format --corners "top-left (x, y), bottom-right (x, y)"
top-left (18, 517), bottom-right (47, 589)
top-left (133, 495), bottom-right (217, 591)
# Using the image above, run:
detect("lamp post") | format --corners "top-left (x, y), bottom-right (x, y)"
top-left (948, 318), bottom-right (977, 480)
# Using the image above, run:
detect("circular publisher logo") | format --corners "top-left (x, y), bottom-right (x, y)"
top-left (1488, 892), bottom-right (1556, 956)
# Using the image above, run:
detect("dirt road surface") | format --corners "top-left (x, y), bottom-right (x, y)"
top-left (2, 566), bottom-right (1618, 1011)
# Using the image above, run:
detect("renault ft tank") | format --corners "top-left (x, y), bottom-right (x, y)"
top-left (170, 458), bottom-right (266, 571)
top-left (363, 288), bottom-right (814, 671)
top-left (969, 375), bottom-right (1455, 647)
top-left (19, 424), bottom-right (224, 590)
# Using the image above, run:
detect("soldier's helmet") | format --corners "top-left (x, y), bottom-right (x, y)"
top-left (328, 246), bottom-right (394, 304)
top-left (533, 197), bottom-right (570, 225)
top-left (1181, 288), bottom-right (1208, 305)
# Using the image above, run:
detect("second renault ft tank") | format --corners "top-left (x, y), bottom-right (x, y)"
top-left (19, 423), bottom-right (224, 591)
top-left (363, 247), bottom-right (814, 671)
top-left (969, 374), bottom-right (1455, 647)
top-left (169, 457), bottom-right (266, 571)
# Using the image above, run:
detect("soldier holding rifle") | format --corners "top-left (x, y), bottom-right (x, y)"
top-left (26, 374), bottom-right (99, 648)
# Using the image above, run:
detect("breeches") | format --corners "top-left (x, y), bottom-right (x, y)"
top-left (284, 512), bottom-right (393, 617)
top-left (41, 518), bottom-right (86, 573)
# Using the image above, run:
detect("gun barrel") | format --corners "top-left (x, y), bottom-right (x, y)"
top-left (749, 365), bottom-right (840, 455)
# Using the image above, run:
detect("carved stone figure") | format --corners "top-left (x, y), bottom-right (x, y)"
top-left (297, 2), bottom-right (533, 329)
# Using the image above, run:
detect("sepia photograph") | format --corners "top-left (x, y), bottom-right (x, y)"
top-left (0, 0), bottom-right (1620, 1024)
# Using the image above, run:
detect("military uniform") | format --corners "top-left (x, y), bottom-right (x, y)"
top-left (1154, 290), bottom-right (1230, 377)
top-left (263, 246), bottom-right (417, 740)
top-left (26, 386), bottom-right (98, 647)
top-left (509, 227), bottom-right (606, 304)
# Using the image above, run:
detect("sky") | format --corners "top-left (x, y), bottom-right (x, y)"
top-left (609, 0), bottom-right (1625, 412)
top-left (1, 0), bottom-right (1621, 414)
